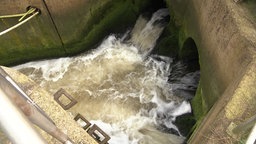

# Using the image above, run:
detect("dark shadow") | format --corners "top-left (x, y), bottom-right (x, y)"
top-left (168, 38), bottom-right (200, 137)
top-left (180, 37), bottom-right (200, 72)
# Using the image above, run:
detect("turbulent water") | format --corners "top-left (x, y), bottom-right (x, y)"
top-left (14, 9), bottom-right (199, 144)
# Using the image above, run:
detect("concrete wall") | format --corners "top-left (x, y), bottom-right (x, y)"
top-left (0, 0), bottom-right (153, 66)
top-left (170, 0), bottom-right (255, 108)
top-left (166, 0), bottom-right (256, 143)
top-left (0, 0), bottom-right (116, 65)
top-left (1, 0), bottom-right (255, 142)
top-left (0, 0), bottom-right (65, 65)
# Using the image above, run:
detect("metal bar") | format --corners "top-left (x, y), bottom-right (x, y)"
top-left (0, 13), bottom-right (25, 18)
top-left (18, 8), bottom-right (36, 21)
top-left (0, 10), bottom-right (39, 36)
top-left (233, 114), bottom-right (256, 134)
top-left (0, 67), bottom-right (74, 143)
top-left (0, 7), bottom-right (37, 21)
top-left (0, 76), bottom-right (47, 144)
top-left (0, 67), bottom-right (55, 125)
top-left (246, 123), bottom-right (256, 144)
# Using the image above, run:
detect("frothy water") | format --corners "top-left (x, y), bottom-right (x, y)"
top-left (13, 9), bottom-right (199, 144)
top-left (129, 8), bottom-right (169, 56)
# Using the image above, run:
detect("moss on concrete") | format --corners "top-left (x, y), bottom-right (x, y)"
top-left (154, 11), bottom-right (197, 62)
top-left (174, 113), bottom-right (196, 137)
top-left (1, 47), bottom-right (66, 66)
top-left (154, 6), bottom-right (180, 58)
top-left (154, 22), bottom-right (180, 57)
top-left (0, 0), bottom-right (156, 66)
top-left (186, 80), bottom-right (208, 140)
top-left (65, 0), bottom-right (137, 55)
top-left (65, 0), bottom-right (156, 56)
top-left (0, 15), bottom-right (66, 66)
top-left (191, 81), bottom-right (207, 121)
top-left (154, 2), bottom-right (204, 138)
top-left (154, 0), bottom-right (194, 59)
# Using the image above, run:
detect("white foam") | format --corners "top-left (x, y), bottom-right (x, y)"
top-left (12, 8), bottom-right (197, 144)
top-left (13, 35), bottom-right (192, 142)
top-left (129, 9), bottom-right (169, 56)
top-left (90, 120), bottom-right (139, 144)
top-left (172, 101), bottom-right (191, 117)
top-left (13, 57), bottom-right (72, 82)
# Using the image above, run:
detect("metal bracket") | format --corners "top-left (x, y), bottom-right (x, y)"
top-left (87, 124), bottom-right (110, 144)
top-left (74, 113), bottom-right (91, 130)
top-left (53, 88), bottom-right (77, 110)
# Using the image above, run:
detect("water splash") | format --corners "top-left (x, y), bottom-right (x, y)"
top-left (129, 8), bottom-right (170, 56)
top-left (13, 9), bottom-right (199, 144)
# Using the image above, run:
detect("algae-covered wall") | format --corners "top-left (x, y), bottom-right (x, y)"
top-left (163, 0), bottom-right (256, 143)
top-left (45, 0), bottom-right (158, 55)
top-left (1, 0), bottom-right (255, 142)
top-left (164, 0), bottom-right (255, 114)
top-left (0, 0), bottom-right (158, 66)
top-left (0, 0), bottom-right (65, 66)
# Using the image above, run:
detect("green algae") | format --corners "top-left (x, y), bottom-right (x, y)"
top-left (65, 0), bottom-right (161, 55)
top-left (0, 0), bottom-right (154, 66)
top-left (191, 81), bottom-right (207, 121)
top-left (1, 47), bottom-right (66, 66)
top-left (65, 0), bottom-right (139, 55)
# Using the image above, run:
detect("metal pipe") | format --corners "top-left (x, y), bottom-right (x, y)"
top-left (0, 9), bottom-right (39, 36)
top-left (0, 67), bottom-right (55, 125)
top-left (246, 123), bottom-right (256, 144)
top-left (0, 67), bottom-right (74, 143)
top-left (0, 81), bottom-right (47, 144)
top-left (233, 114), bottom-right (256, 134)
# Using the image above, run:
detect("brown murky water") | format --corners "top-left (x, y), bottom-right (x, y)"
top-left (13, 9), bottom-right (199, 144)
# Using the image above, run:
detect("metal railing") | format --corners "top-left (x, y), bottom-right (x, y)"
top-left (232, 114), bottom-right (256, 135)
top-left (0, 83), bottom-right (47, 144)
top-left (0, 67), bottom-right (74, 143)
top-left (246, 123), bottom-right (256, 144)
top-left (227, 113), bottom-right (256, 144)
top-left (232, 114), bottom-right (256, 144)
